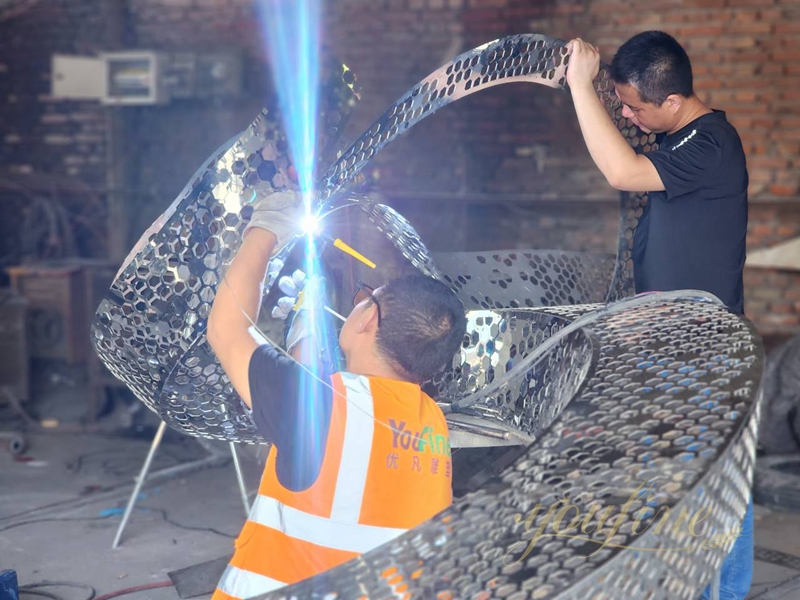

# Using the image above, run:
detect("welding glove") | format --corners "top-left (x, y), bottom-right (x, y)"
top-left (244, 189), bottom-right (304, 255)
top-left (271, 269), bottom-right (307, 321)
top-left (271, 270), bottom-right (327, 355)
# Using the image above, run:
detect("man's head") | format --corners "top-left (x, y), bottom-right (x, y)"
top-left (610, 31), bottom-right (694, 134)
top-left (339, 274), bottom-right (466, 384)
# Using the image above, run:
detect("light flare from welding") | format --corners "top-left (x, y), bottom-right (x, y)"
top-left (256, 0), bottom-right (321, 207)
top-left (257, 0), bottom-right (331, 481)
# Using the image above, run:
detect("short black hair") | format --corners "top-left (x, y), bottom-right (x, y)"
top-left (610, 31), bottom-right (694, 105)
top-left (374, 275), bottom-right (466, 383)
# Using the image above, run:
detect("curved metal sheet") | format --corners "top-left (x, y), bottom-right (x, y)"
top-left (255, 292), bottom-right (762, 600)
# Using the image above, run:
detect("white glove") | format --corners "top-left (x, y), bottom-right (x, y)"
top-left (271, 269), bottom-right (307, 321)
top-left (244, 189), bottom-right (304, 253)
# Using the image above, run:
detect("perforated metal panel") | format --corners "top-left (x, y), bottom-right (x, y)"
top-left (255, 293), bottom-right (761, 600)
top-left (432, 250), bottom-right (615, 311)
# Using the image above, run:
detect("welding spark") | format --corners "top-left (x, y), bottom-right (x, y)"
top-left (301, 213), bottom-right (321, 236)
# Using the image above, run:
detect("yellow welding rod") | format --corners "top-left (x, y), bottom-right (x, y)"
top-left (292, 289), bottom-right (305, 311)
top-left (333, 238), bottom-right (376, 269)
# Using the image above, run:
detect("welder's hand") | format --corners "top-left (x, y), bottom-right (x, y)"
top-left (283, 275), bottom-right (327, 355)
top-left (244, 189), bottom-right (303, 254)
top-left (271, 269), bottom-right (307, 321)
top-left (566, 38), bottom-right (600, 90)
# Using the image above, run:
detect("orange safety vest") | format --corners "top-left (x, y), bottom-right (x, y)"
top-left (212, 372), bottom-right (453, 600)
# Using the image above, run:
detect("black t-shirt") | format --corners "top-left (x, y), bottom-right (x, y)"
top-left (248, 344), bottom-right (333, 492)
top-left (635, 110), bottom-right (748, 314)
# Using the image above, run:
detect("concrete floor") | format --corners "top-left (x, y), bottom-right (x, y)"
top-left (1, 429), bottom-right (258, 599)
top-left (2, 362), bottom-right (800, 599)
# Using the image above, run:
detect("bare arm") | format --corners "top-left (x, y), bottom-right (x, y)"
top-left (207, 228), bottom-right (277, 409)
top-left (566, 39), bottom-right (664, 193)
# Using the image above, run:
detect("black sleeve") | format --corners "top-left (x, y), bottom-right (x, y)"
top-left (248, 344), bottom-right (333, 491)
top-left (644, 130), bottom-right (722, 201)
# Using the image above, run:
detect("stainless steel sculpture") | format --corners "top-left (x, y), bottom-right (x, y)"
top-left (91, 34), bottom-right (762, 599)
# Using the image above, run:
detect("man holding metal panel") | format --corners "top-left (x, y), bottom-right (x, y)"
top-left (565, 30), bottom-right (751, 600)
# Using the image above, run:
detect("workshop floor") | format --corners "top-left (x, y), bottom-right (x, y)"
top-left (2, 361), bottom-right (800, 600)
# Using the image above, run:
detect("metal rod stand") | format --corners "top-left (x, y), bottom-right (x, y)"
top-left (112, 420), bottom-right (166, 549)
top-left (230, 442), bottom-right (250, 514)
top-left (112, 423), bottom-right (249, 548)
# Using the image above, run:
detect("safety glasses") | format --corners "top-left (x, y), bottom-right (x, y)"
top-left (352, 281), bottom-right (381, 326)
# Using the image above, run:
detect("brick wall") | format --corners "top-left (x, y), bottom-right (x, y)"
top-left (745, 203), bottom-right (800, 333)
top-left (328, 0), bottom-right (800, 201)
top-left (329, 0), bottom-right (800, 336)
top-left (1, 0), bottom-right (798, 334)
top-left (0, 1), bottom-right (108, 184)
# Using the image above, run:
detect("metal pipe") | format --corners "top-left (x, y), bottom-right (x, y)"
top-left (230, 442), bottom-right (250, 515)
top-left (447, 420), bottom-right (510, 440)
top-left (112, 420), bottom-right (166, 549)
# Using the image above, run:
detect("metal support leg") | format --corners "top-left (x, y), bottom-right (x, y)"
top-left (230, 442), bottom-right (250, 515)
top-left (112, 420), bottom-right (166, 549)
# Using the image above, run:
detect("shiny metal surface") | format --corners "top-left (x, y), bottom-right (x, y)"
top-left (256, 292), bottom-right (761, 600)
top-left (91, 34), bottom-right (761, 598)
top-left (431, 250), bottom-right (616, 310)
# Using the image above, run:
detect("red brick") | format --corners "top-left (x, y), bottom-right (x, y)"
top-left (554, 3), bottom-right (587, 15)
top-left (775, 21), bottom-right (800, 34)
top-left (744, 270), bottom-right (767, 283)
top-left (675, 25), bottom-right (724, 37)
top-left (664, 12), bottom-right (689, 23)
top-left (751, 224), bottom-right (774, 236)
top-left (726, 22), bottom-right (773, 34)
top-left (771, 49), bottom-right (800, 61)
top-left (729, 0), bottom-right (779, 6)
top-left (779, 142), bottom-right (800, 156)
top-left (749, 156), bottom-right (790, 169)
top-left (769, 184), bottom-right (800, 196)
top-left (772, 302), bottom-right (795, 314)
top-left (771, 130), bottom-right (800, 141)
top-left (735, 91), bottom-right (760, 102)
top-left (751, 116), bottom-right (777, 126)
top-left (757, 63), bottom-right (784, 76)
top-left (713, 36), bottom-right (758, 49)
top-left (776, 225), bottom-right (798, 237)
top-left (758, 8), bottom-right (785, 21)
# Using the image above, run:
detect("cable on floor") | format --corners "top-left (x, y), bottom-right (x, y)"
top-left (20, 591), bottom-right (61, 600)
top-left (137, 504), bottom-right (236, 538)
top-left (0, 506), bottom-right (234, 538)
top-left (0, 515), bottom-right (113, 534)
top-left (19, 580), bottom-right (96, 600)
top-left (94, 581), bottom-right (173, 600)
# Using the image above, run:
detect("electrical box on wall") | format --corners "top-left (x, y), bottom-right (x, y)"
top-left (52, 51), bottom-right (242, 103)
top-left (167, 51), bottom-right (243, 99)
top-left (52, 54), bottom-right (105, 100)
top-left (101, 51), bottom-right (169, 105)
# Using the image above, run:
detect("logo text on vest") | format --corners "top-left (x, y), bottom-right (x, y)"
top-left (389, 419), bottom-right (451, 457)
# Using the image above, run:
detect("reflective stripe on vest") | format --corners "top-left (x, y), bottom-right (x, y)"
top-left (214, 371), bottom-right (452, 599)
top-left (215, 564), bottom-right (286, 599)
top-left (247, 494), bottom-right (406, 553)
top-left (330, 373), bottom-right (374, 522)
